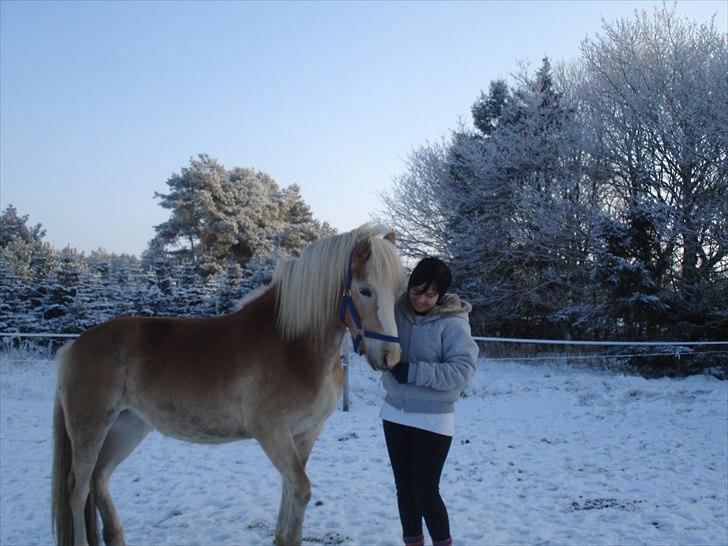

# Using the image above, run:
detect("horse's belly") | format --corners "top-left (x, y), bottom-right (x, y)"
top-left (130, 399), bottom-right (252, 444)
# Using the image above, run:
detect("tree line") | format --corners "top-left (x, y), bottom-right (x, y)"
top-left (382, 6), bottom-right (727, 340)
top-left (0, 155), bottom-right (334, 334)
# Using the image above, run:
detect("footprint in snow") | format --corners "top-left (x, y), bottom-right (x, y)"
top-left (303, 531), bottom-right (351, 545)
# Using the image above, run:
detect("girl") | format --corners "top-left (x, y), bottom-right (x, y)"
top-left (381, 257), bottom-right (479, 546)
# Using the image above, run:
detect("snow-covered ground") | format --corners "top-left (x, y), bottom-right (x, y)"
top-left (1, 351), bottom-right (726, 546)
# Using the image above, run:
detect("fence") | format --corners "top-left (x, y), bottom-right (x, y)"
top-left (5, 331), bottom-right (726, 346)
top-left (3, 332), bottom-right (727, 412)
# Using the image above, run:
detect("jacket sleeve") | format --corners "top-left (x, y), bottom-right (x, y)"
top-left (407, 317), bottom-right (479, 391)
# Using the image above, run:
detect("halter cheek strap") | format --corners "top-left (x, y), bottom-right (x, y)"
top-left (339, 249), bottom-right (400, 355)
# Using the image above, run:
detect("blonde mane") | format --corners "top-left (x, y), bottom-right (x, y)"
top-left (272, 223), bottom-right (403, 343)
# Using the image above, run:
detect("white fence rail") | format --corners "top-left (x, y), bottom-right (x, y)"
top-left (0, 333), bottom-right (80, 339)
top-left (3, 332), bottom-right (727, 345)
top-left (471, 336), bottom-right (728, 346)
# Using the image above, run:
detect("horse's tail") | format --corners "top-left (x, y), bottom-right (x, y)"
top-left (51, 341), bottom-right (100, 546)
top-left (51, 393), bottom-right (74, 545)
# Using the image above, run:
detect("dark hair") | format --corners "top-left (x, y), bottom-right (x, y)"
top-left (407, 257), bottom-right (452, 302)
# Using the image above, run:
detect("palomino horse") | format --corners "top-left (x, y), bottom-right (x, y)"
top-left (51, 224), bottom-right (403, 546)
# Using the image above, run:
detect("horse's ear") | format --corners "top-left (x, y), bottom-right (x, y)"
top-left (351, 238), bottom-right (371, 273)
top-left (383, 231), bottom-right (396, 245)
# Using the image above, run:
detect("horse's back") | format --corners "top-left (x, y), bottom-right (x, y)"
top-left (68, 296), bottom-right (274, 379)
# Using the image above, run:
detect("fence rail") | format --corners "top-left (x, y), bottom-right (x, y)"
top-left (471, 336), bottom-right (728, 346)
top-left (3, 332), bottom-right (727, 346)
top-left (1, 333), bottom-right (80, 339)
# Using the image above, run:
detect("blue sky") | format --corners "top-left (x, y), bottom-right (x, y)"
top-left (2, 0), bottom-right (726, 255)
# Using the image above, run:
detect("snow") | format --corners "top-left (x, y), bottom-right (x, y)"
top-left (1, 351), bottom-right (726, 546)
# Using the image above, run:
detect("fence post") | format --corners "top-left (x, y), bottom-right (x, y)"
top-left (341, 337), bottom-right (350, 412)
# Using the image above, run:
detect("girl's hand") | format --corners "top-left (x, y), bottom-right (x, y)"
top-left (390, 362), bottom-right (410, 384)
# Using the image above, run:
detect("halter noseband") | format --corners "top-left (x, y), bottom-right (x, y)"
top-left (338, 249), bottom-right (400, 355)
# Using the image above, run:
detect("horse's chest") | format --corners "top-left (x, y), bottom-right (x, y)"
top-left (289, 370), bottom-right (342, 437)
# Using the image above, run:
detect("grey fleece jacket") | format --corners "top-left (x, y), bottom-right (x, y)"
top-left (382, 293), bottom-right (479, 414)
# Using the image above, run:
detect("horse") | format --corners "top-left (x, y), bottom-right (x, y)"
top-left (51, 224), bottom-right (404, 546)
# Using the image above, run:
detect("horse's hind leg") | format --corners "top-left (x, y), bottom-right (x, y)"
top-left (65, 409), bottom-right (119, 546)
top-left (92, 411), bottom-right (150, 546)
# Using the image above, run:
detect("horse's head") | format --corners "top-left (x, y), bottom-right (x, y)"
top-left (343, 232), bottom-right (403, 372)
top-left (273, 224), bottom-right (404, 370)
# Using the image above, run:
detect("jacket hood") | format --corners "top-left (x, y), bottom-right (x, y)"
top-left (399, 292), bottom-right (472, 322)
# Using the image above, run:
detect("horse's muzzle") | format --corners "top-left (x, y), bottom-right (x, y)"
top-left (383, 347), bottom-right (400, 368)
top-left (365, 342), bottom-right (400, 372)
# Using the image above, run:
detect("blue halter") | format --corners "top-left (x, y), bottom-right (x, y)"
top-left (339, 249), bottom-right (400, 355)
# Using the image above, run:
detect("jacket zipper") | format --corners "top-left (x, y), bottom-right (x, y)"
top-left (402, 322), bottom-right (417, 413)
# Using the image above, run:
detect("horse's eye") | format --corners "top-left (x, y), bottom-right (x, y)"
top-left (359, 288), bottom-right (372, 298)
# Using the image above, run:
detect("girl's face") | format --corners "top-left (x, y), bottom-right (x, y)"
top-left (408, 283), bottom-right (439, 314)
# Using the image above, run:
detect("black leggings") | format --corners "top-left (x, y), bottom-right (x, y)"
top-left (383, 420), bottom-right (452, 541)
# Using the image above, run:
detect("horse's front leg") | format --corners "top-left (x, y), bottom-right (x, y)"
top-left (257, 427), bottom-right (311, 546)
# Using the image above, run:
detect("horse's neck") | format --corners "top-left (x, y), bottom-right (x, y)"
top-left (242, 285), bottom-right (347, 371)
top-left (313, 319), bottom-right (348, 373)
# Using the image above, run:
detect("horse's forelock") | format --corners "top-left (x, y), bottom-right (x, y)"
top-left (273, 224), bottom-right (402, 343)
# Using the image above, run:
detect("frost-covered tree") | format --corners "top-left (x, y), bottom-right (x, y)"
top-left (203, 260), bottom-right (255, 316)
top-left (141, 240), bottom-right (176, 300)
top-left (451, 59), bottom-right (595, 335)
top-left (223, 164), bottom-right (285, 264)
top-left (203, 250), bottom-right (275, 313)
top-left (170, 260), bottom-right (207, 317)
top-left (579, 5), bottom-right (728, 337)
top-left (152, 154), bottom-right (234, 274)
top-left (275, 184), bottom-right (336, 256)
top-left (123, 262), bottom-right (159, 317)
top-left (380, 138), bottom-right (455, 261)
top-left (472, 79), bottom-right (510, 136)
top-left (384, 7), bottom-right (726, 340)
top-left (0, 255), bottom-right (33, 332)
top-left (0, 199), bottom-right (294, 332)
top-left (0, 205), bottom-right (45, 247)
top-left (385, 58), bottom-right (594, 336)
top-left (589, 217), bottom-right (669, 338)
top-left (74, 265), bottom-right (115, 329)
top-left (241, 250), bottom-right (277, 292)
top-left (1, 205), bottom-right (58, 284)
top-left (151, 155), bottom-right (333, 277)
top-left (38, 247), bottom-right (88, 333)
top-left (0, 206), bottom-right (50, 327)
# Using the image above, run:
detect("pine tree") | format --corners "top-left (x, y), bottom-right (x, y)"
top-left (0, 256), bottom-right (33, 332)
top-left (471, 79), bottom-right (510, 137)
top-left (38, 248), bottom-right (87, 333)
top-left (275, 184), bottom-right (335, 255)
top-left (150, 155), bottom-right (334, 279)
top-left (141, 240), bottom-right (176, 301)
top-left (204, 261), bottom-right (253, 315)
top-left (0, 205), bottom-right (45, 246)
top-left (171, 261), bottom-right (207, 316)
top-left (72, 266), bottom-right (109, 330)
